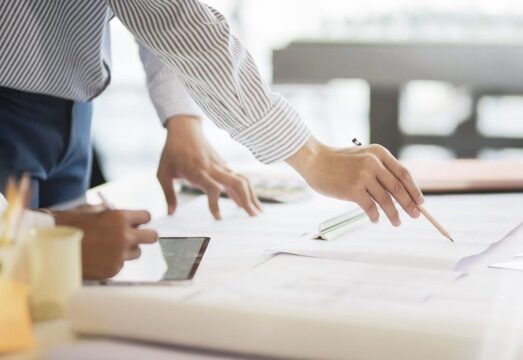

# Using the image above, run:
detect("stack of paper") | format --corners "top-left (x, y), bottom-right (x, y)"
top-left (70, 255), bottom-right (487, 360)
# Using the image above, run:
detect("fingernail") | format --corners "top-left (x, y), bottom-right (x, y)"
top-left (394, 219), bottom-right (401, 227)
top-left (412, 208), bottom-right (420, 218)
top-left (418, 196), bottom-right (425, 204)
top-left (371, 217), bottom-right (379, 224)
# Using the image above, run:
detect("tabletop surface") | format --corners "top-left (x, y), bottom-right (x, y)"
top-left (9, 174), bottom-right (523, 360)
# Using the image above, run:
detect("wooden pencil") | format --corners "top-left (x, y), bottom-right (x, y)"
top-left (418, 205), bottom-right (454, 242)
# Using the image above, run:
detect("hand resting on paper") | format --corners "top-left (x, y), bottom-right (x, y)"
top-left (286, 136), bottom-right (424, 227)
top-left (54, 207), bottom-right (158, 280)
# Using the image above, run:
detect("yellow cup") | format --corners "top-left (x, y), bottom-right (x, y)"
top-left (0, 280), bottom-right (35, 353)
top-left (28, 226), bottom-right (83, 322)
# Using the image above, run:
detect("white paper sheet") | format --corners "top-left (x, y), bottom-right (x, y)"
top-left (148, 194), bottom-right (359, 238)
top-left (143, 195), bottom-right (359, 284)
top-left (489, 261), bottom-right (523, 272)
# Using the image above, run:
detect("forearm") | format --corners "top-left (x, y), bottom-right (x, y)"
top-left (106, 0), bottom-right (311, 163)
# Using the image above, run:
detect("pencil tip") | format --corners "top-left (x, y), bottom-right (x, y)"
top-left (449, 237), bottom-right (454, 242)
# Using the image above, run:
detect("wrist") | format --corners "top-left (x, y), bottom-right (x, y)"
top-left (165, 115), bottom-right (202, 133)
top-left (165, 115), bottom-right (204, 145)
top-left (285, 136), bottom-right (327, 179)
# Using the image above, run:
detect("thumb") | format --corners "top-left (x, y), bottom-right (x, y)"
top-left (158, 175), bottom-right (178, 215)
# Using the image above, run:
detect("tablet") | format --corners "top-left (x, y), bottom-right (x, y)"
top-left (100, 237), bottom-right (210, 286)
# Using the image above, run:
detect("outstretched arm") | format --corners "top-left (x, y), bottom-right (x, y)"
top-left (107, 0), bottom-right (424, 225)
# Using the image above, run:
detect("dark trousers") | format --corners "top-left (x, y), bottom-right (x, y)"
top-left (0, 86), bottom-right (93, 208)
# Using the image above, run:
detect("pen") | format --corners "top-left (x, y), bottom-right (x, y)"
top-left (97, 191), bottom-right (116, 210)
top-left (352, 138), bottom-right (454, 242)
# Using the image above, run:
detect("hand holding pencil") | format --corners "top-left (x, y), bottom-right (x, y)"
top-left (352, 138), bottom-right (453, 242)
top-left (287, 136), bottom-right (425, 227)
top-left (287, 135), bottom-right (453, 242)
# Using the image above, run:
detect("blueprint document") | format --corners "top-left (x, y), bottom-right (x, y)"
top-left (272, 194), bottom-right (523, 271)
top-left (194, 254), bottom-right (464, 306)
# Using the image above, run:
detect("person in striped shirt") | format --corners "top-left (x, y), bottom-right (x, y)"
top-left (0, 0), bottom-right (424, 230)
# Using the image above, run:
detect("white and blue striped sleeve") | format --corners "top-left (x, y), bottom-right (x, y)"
top-left (138, 43), bottom-right (206, 125)
top-left (106, 0), bottom-right (311, 164)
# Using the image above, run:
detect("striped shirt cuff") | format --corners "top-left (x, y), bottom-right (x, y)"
top-left (231, 96), bottom-right (311, 164)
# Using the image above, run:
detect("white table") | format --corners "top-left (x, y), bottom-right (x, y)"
top-left (8, 175), bottom-right (523, 360)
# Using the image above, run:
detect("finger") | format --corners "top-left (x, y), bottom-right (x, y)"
top-left (355, 193), bottom-right (380, 224)
top-left (157, 174), bottom-right (178, 215)
top-left (212, 170), bottom-right (258, 217)
top-left (377, 166), bottom-right (420, 219)
top-left (370, 146), bottom-right (425, 205)
top-left (240, 174), bottom-right (263, 213)
top-left (210, 170), bottom-right (248, 211)
top-left (133, 229), bottom-right (159, 245)
top-left (367, 180), bottom-right (401, 227)
top-left (199, 173), bottom-right (223, 220)
top-left (225, 187), bottom-right (244, 209)
top-left (232, 176), bottom-right (258, 216)
top-left (123, 210), bottom-right (152, 226)
top-left (125, 246), bottom-right (142, 261)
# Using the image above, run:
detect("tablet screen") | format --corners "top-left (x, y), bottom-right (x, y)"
top-left (101, 237), bottom-right (210, 285)
top-left (159, 237), bottom-right (209, 281)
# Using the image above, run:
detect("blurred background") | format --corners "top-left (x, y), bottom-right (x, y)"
top-left (92, 0), bottom-right (523, 183)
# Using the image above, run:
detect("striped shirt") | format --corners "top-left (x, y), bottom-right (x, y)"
top-left (0, 0), bottom-right (311, 164)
